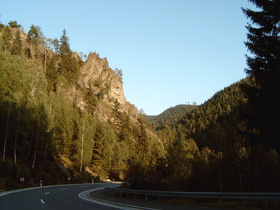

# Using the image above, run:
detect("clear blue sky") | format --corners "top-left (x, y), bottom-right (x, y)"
top-left (1, 0), bottom-right (254, 115)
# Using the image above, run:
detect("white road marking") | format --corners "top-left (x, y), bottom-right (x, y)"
top-left (44, 192), bottom-right (50, 195)
top-left (60, 188), bottom-right (67, 191)
top-left (78, 187), bottom-right (159, 210)
top-left (41, 199), bottom-right (45, 204)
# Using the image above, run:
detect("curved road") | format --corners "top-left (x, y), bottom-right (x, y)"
top-left (0, 183), bottom-right (115, 210)
top-left (0, 183), bottom-right (219, 210)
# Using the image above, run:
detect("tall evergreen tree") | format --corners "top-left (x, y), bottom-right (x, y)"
top-left (58, 29), bottom-right (78, 83)
top-left (59, 29), bottom-right (71, 58)
top-left (8, 21), bottom-right (21, 28)
top-left (2, 26), bottom-right (12, 51)
top-left (46, 56), bottom-right (58, 92)
top-left (26, 25), bottom-right (40, 60)
top-left (242, 0), bottom-right (280, 150)
top-left (11, 30), bottom-right (22, 56)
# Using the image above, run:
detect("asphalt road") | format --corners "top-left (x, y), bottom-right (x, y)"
top-left (0, 183), bottom-right (115, 210)
top-left (0, 183), bottom-right (221, 210)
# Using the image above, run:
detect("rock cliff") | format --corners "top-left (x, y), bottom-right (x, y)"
top-left (78, 52), bottom-right (138, 121)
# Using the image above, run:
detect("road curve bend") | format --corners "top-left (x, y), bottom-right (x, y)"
top-left (0, 183), bottom-right (113, 210)
top-left (0, 183), bottom-right (219, 210)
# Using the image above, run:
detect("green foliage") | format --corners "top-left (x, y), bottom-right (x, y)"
top-left (114, 68), bottom-right (123, 83)
top-left (46, 56), bottom-right (58, 92)
top-left (167, 138), bottom-right (198, 191)
top-left (147, 104), bottom-right (198, 129)
top-left (0, 37), bottom-right (4, 51)
top-left (58, 29), bottom-right (79, 83)
top-left (0, 51), bottom-right (59, 188)
top-left (27, 25), bottom-right (40, 45)
top-left (0, 22), bottom-right (167, 189)
top-left (177, 81), bottom-right (246, 150)
top-left (25, 25), bottom-right (45, 63)
top-left (11, 30), bottom-right (22, 56)
top-left (125, 115), bottom-right (166, 190)
top-left (8, 21), bottom-right (21, 28)
top-left (152, 76), bottom-right (280, 192)
top-left (2, 26), bottom-right (12, 51)
top-left (2, 15), bottom-right (278, 194)
top-left (0, 23), bottom-right (4, 31)
top-left (241, 0), bottom-right (280, 150)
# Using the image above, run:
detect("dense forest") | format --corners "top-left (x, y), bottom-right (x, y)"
top-left (0, 21), bottom-right (165, 190)
top-left (128, 0), bottom-right (280, 192)
top-left (0, 0), bottom-right (279, 194)
top-left (147, 104), bottom-right (198, 129)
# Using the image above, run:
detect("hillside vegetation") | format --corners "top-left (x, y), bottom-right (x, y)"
top-left (0, 0), bottom-right (279, 194)
top-left (141, 78), bottom-right (280, 193)
top-left (0, 22), bottom-right (164, 190)
top-left (141, 0), bottom-right (280, 192)
top-left (147, 104), bottom-right (198, 129)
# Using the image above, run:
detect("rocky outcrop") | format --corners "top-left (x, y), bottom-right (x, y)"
top-left (78, 52), bottom-right (138, 121)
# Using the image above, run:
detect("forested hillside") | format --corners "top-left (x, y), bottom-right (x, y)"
top-left (135, 0), bottom-right (280, 192)
top-left (147, 104), bottom-right (198, 129)
top-left (138, 78), bottom-right (280, 192)
top-left (0, 22), bottom-right (165, 190)
top-left (0, 0), bottom-right (279, 194)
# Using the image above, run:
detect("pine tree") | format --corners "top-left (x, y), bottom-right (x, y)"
top-left (92, 120), bottom-right (107, 177)
top-left (8, 21), bottom-right (21, 28)
top-left (58, 29), bottom-right (78, 83)
top-left (242, 0), bottom-right (280, 150)
top-left (26, 25), bottom-right (41, 60)
top-left (2, 26), bottom-right (12, 51)
top-left (59, 29), bottom-right (71, 58)
top-left (11, 30), bottom-right (22, 56)
top-left (111, 99), bottom-right (124, 137)
top-left (46, 56), bottom-right (58, 92)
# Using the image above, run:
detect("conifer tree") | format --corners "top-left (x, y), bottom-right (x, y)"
top-left (11, 30), bottom-right (22, 56)
top-left (8, 21), bottom-right (21, 28)
top-left (52, 38), bottom-right (60, 54)
top-left (58, 29), bottom-right (78, 83)
top-left (2, 26), bottom-right (12, 51)
top-left (92, 120), bottom-right (107, 177)
top-left (46, 56), bottom-right (58, 92)
top-left (111, 99), bottom-right (123, 138)
top-left (27, 25), bottom-right (40, 60)
top-left (59, 29), bottom-right (71, 58)
top-left (242, 0), bottom-right (280, 150)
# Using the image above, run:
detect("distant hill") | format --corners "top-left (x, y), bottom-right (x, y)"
top-left (176, 79), bottom-right (247, 150)
top-left (147, 104), bottom-right (198, 128)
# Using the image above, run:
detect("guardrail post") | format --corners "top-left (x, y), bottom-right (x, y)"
top-left (135, 194), bottom-right (137, 200)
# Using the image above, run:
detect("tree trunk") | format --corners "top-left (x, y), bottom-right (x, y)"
top-left (248, 145), bottom-right (251, 192)
top-left (32, 118), bottom-right (40, 169)
top-left (219, 172), bottom-right (223, 192)
top-left (29, 42), bottom-right (34, 61)
top-left (14, 109), bottom-right (21, 165)
top-left (43, 49), bottom-right (48, 72)
top-left (3, 109), bottom-right (10, 162)
top-left (49, 98), bottom-right (52, 115)
top-left (80, 120), bottom-right (85, 172)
